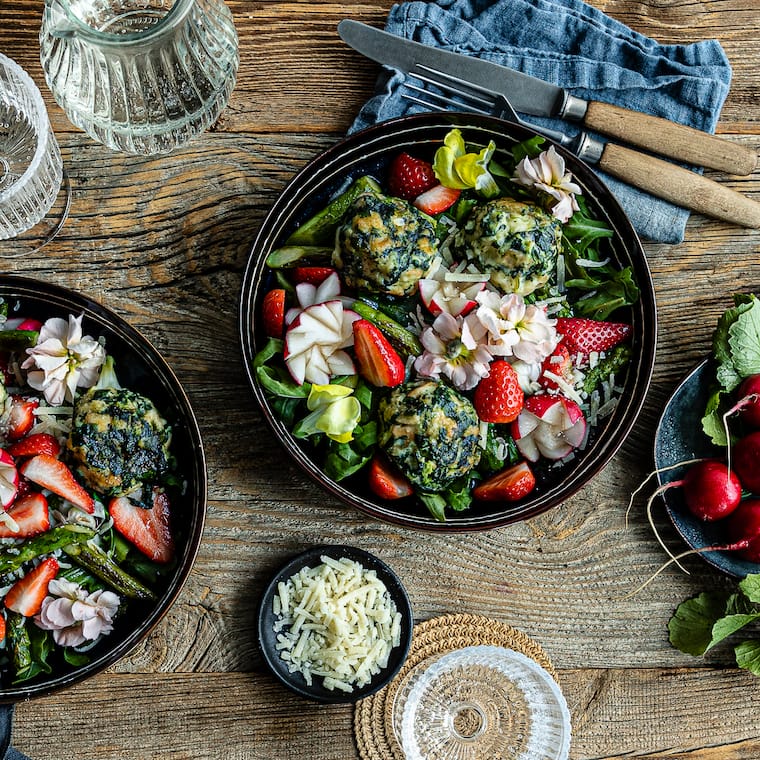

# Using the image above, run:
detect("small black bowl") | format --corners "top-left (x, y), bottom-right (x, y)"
top-left (655, 358), bottom-right (760, 578)
top-left (257, 545), bottom-right (413, 703)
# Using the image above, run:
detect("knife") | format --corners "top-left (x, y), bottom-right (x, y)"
top-left (338, 19), bottom-right (758, 177)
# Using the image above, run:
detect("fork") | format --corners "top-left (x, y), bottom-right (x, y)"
top-left (400, 68), bottom-right (760, 228)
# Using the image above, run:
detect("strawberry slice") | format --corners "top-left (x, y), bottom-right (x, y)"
top-left (539, 344), bottom-right (574, 391)
top-left (352, 319), bottom-right (405, 388)
top-left (388, 152), bottom-right (437, 200)
top-left (292, 267), bottom-right (337, 286)
top-left (0, 493), bottom-right (50, 538)
top-left (110, 489), bottom-right (175, 563)
top-left (474, 461), bottom-right (536, 502)
top-left (556, 317), bottom-right (631, 357)
top-left (4, 556), bottom-right (59, 616)
top-left (368, 455), bottom-right (413, 500)
top-left (261, 288), bottom-right (286, 338)
top-left (473, 361), bottom-right (524, 424)
top-left (0, 614), bottom-right (5, 644)
top-left (413, 184), bottom-right (461, 215)
top-left (5, 396), bottom-right (39, 441)
top-left (8, 433), bottom-right (61, 459)
top-left (0, 449), bottom-right (19, 509)
top-left (19, 454), bottom-right (95, 514)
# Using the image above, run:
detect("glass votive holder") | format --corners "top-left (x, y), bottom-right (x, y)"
top-left (0, 53), bottom-right (67, 244)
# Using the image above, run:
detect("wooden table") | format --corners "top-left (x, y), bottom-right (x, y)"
top-left (2, 1), bottom-right (760, 757)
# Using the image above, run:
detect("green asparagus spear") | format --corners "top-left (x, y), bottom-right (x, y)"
top-left (63, 541), bottom-right (156, 601)
top-left (0, 525), bottom-right (95, 575)
top-left (6, 612), bottom-right (32, 678)
top-left (286, 175), bottom-right (382, 246)
top-left (265, 245), bottom-right (333, 269)
top-left (582, 344), bottom-right (632, 395)
top-left (352, 300), bottom-right (423, 357)
top-left (0, 329), bottom-right (39, 351)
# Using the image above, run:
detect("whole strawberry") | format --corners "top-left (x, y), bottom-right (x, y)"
top-left (556, 317), bottom-right (631, 357)
top-left (474, 360), bottom-right (524, 423)
top-left (388, 152), bottom-right (437, 200)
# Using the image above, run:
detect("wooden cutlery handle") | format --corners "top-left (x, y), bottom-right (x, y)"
top-left (585, 101), bottom-right (758, 176)
top-left (598, 142), bottom-right (760, 228)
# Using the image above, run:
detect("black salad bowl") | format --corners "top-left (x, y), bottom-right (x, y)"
top-left (239, 112), bottom-right (657, 531)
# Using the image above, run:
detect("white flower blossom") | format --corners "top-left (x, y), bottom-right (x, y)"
top-left (475, 291), bottom-right (557, 365)
top-left (414, 311), bottom-right (493, 390)
top-left (34, 577), bottom-right (120, 648)
top-left (512, 146), bottom-right (582, 222)
top-left (22, 315), bottom-right (106, 406)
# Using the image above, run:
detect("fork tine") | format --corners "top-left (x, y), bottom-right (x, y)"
top-left (407, 67), bottom-right (497, 113)
top-left (401, 81), bottom-right (492, 116)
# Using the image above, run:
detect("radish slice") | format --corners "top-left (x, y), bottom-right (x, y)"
top-left (511, 395), bottom-right (587, 462)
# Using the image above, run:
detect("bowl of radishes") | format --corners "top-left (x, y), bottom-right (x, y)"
top-left (655, 294), bottom-right (760, 576)
top-left (240, 112), bottom-right (657, 531)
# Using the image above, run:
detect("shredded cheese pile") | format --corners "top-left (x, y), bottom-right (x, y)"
top-left (272, 555), bottom-right (403, 692)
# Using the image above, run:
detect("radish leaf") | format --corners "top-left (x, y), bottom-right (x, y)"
top-left (735, 640), bottom-right (760, 676)
top-left (668, 591), bottom-right (728, 656)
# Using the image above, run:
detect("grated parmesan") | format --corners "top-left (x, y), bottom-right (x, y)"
top-left (272, 555), bottom-right (402, 692)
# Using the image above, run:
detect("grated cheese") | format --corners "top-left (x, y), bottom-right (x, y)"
top-left (272, 555), bottom-right (402, 692)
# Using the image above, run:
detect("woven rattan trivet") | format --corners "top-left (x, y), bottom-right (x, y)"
top-left (353, 613), bottom-right (557, 760)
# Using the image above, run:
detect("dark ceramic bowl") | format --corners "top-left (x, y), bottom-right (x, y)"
top-left (240, 112), bottom-right (657, 531)
top-left (655, 358), bottom-right (760, 577)
top-left (0, 275), bottom-right (207, 701)
top-left (257, 545), bottom-right (413, 703)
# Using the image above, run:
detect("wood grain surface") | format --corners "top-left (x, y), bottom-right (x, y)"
top-left (2, 0), bottom-right (760, 758)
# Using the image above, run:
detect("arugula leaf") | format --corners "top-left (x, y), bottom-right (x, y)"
top-left (668, 591), bottom-right (728, 656)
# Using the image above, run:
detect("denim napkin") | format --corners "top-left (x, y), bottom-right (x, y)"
top-left (348, 0), bottom-right (733, 243)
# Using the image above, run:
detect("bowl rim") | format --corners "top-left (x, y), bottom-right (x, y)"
top-left (257, 544), bottom-right (414, 703)
top-left (240, 112), bottom-right (657, 532)
top-left (0, 274), bottom-right (208, 701)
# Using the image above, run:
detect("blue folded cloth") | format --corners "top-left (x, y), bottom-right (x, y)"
top-left (349, 0), bottom-right (733, 243)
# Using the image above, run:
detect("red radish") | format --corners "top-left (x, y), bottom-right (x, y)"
top-left (679, 460), bottom-right (743, 522)
top-left (0, 450), bottom-right (19, 509)
top-left (511, 395), bottom-right (586, 461)
top-left (725, 499), bottom-right (760, 562)
top-left (731, 431), bottom-right (760, 494)
top-left (725, 374), bottom-right (760, 430)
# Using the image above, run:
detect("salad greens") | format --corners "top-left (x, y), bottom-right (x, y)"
top-left (669, 572), bottom-right (760, 675)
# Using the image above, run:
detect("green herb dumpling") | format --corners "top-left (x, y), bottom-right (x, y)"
top-left (452, 197), bottom-right (562, 295)
top-left (66, 387), bottom-right (172, 497)
top-left (378, 380), bottom-right (481, 492)
top-left (333, 192), bottom-right (438, 296)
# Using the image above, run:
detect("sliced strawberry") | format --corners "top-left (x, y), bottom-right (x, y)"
top-left (4, 556), bottom-right (59, 616)
top-left (0, 614), bottom-right (5, 644)
top-left (7, 433), bottom-right (61, 459)
top-left (352, 319), bottom-right (405, 388)
top-left (20, 454), bottom-right (95, 514)
top-left (474, 461), bottom-right (536, 502)
top-left (292, 267), bottom-right (337, 286)
top-left (5, 396), bottom-right (39, 441)
top-left (539, 344), bottom-right (574, 391)
top-left (15, 318), bottom-right (43, 332)
top-left (110, 489), bottom-right (175, 563)
top-left (368, 455), bottom-right (413, 500)
top-left (0, 449), bottom-right (19, 509)
top-left (0, 493), bottom-right (49, 538)
top-left (556, 317), bottom-right (631, 357)
top-left (413, 184), bottom-right (461, 215)
top-left (261, 288), bottom-right (286, 338)
top-left (473, 361), bottom-right (524, 424)
top-left (388, 152), bottom-right (437, 200)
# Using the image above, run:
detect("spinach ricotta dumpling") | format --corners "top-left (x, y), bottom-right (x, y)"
top-left (378, 380), bottom-right (481, 492)
top-left (333, 192), bottom-right (438, 296)
top-left (452, 197), bottom-right (562, 296)
top-left (66, 387), bottom-right (173, 497)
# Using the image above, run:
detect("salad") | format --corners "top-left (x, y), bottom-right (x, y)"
top-left (255, 128), bottom-right (640, 521)
top-left (0, 305), bottom-right (178, 685)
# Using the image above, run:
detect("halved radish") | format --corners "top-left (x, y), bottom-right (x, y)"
top-left (0, 450), bottom-right (19, 509)
top-left (418, 268), bottom-right (486, 317)
top-left (511, 395), bottom-right (587, 461)
top-left (284, 300), bottom-right (359, 385)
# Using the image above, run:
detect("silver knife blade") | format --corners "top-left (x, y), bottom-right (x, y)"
top-left (338, 19), bottom-right (585, 122)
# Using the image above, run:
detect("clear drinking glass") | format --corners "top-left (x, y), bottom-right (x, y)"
top-left (392, 646), bottom-right (572, 760)
top-left (39, 0), bottom-right (239, 155)
top-left (0, 53), bottom-right (66, 243)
